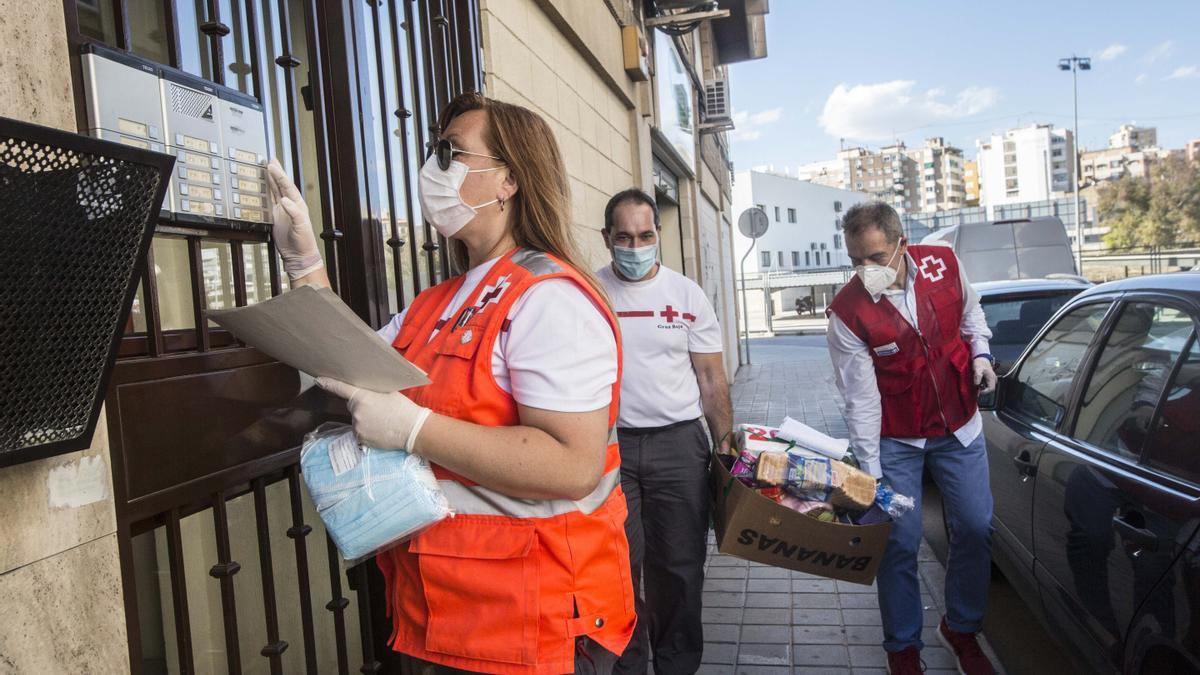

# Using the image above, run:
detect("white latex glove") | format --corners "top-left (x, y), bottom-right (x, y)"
top-left (266, 159), bottom-right (324, 281)
top-left (973, 357), bottom-right (997, 395)
top-left (317, 377), bottom-right (432, 453)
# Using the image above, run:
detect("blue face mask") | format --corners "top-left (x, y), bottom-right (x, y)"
top-left (613, 244), bottom-right (658, 280)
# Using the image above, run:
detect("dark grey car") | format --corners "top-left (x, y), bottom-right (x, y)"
top-left (980, 272), bottom-right (1200, 674)
top-left (975, 278), bottom-right (1091, 374)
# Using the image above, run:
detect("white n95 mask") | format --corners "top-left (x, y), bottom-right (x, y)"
top-left (855, 243), bottom-right (902, 296)
top-left (417, 155), bottom-right (504, 238)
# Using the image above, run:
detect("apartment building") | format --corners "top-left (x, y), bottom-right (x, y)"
top-left (964, 159), bottom-right (980, 206)
top-left (977, 123), bottom-right (1075, 207)
top-left (907, 137), bottom-right (966, 211)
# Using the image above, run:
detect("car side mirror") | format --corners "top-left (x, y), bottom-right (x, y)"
top-left (978, 377), bottom-right (1006, 411)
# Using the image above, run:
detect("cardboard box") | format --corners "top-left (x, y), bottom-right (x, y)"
top-left (710, 455), bottom-right (893, 584)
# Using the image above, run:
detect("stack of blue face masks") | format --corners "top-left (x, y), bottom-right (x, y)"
top-left (300, 423), bottom-right (451, 563)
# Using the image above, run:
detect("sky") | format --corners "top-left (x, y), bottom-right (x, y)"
top-left (726, 0), bottom-right (1200, 173)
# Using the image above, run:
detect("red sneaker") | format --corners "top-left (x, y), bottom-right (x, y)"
top-left (936, 617), bottom-right (996, 675)
top-left (886, 646), bottom-right (925, 674)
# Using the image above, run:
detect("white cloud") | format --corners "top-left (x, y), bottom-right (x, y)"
top-left (1094, 44), bottom-right (1127, 61)
top-left (817, 80), bottom-right (1000, 141)
top-left (731, 107), bottom-right (783, 142)
top-left (1166, 65), bottom-right (1200, 80)
top-left (1135, 73), bottom-right (1148, 85)
top-left (1143, 40), bottom-right (1174, 63)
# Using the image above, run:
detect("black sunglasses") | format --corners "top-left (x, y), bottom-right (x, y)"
top-left (429, 137), bottom-right (503, 171)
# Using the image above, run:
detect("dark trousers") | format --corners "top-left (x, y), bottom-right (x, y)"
top-left (614, 419), bottom-right (712, 675)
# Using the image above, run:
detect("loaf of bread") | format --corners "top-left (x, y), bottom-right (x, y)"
top-left (828, 461), bottom-right (877, 511)
top-left (754, 451), bottom-right (790, 486)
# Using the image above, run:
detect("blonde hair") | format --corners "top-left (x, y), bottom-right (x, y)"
top-left (438, 93), bottom-right (606, 300)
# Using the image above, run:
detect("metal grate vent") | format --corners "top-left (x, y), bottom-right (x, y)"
top-left (169, 83), bottom-right (215, 119)
top-left (0, 116), bottom-right (172, 466)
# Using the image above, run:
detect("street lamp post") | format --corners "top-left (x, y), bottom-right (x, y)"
top-left (1059, 55), bottom-right (1091, 275)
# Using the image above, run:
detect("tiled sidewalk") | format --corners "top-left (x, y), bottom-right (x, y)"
top-left (696, 338), bottom-right (1003, 674)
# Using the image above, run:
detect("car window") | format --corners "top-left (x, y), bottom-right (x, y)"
top-left (1009, 302), bottom-right (1111, 427)
top-left (981, 292), bottom-right (1078, 370)
top-left (1144, 334), bottom-right (1200, 484)
top-left (1073, 303), bottom-right (1192, 460)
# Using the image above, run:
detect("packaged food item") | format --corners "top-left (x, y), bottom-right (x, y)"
top-left (735, 423), bottom-right (789, 455)
top-left (779, 495), bottom-right (835, 521)
top-left (874, 483), bottom-right (917, 518)
top-left (777, 416), bottom-right (851, 461)
top-left (300, 423), bottom-right (452, 564)
top-left (752, 452), bottom-right (876, 511)
top-left (756, 486), bottom-right (785, 503)
top-left (730, 449), bottom-right (759, 481)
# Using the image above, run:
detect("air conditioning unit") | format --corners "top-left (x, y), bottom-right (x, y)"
top-left (704, 78), bottom-right (732, 122)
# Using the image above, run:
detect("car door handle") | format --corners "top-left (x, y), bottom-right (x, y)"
top-left (1112, 514), bottom-right (1159, 553)
top-left (1011, 452), bottom-right (1037, 479)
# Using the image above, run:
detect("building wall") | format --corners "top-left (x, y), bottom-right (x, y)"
top-left (978, 124), bottom-right (1074, 210)
top-left (480, 0), bottom-right (639, 268)
top-left (0, 1), bottom-right (130, 672)
top-left (480, 1), bottom-right (742, 381)
top-left (732, 171), bottom-right (869, 273)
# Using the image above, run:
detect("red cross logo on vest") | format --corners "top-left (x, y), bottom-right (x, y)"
top-left (918, 255), bottom-right (947, 283)
top-left (660, 305), bottom-right (680, 323)
top-left (472, 275), bottom-right (511, 314)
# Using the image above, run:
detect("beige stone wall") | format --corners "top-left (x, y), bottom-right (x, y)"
top-left (0, 3), bottom-right (130, 672)
top-left (479, 0), bottom-right (641, 270)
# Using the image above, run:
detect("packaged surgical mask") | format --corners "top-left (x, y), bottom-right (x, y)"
top-left (300, 423), bottom-right (451, 564)
top-left (612, 243), bottom-right (658, 280)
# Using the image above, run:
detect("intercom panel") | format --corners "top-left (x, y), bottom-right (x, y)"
top-left (79, 44), bottom-right (274, 233)
top-left (161, 68), bottom-right (226, 225)
top-left (80, 44), bottom-right (168, 213)
top-left (217, 89), bottom-right (271, 231)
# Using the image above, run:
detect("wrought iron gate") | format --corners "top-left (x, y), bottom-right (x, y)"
top-left (63, 1), bottom-right (481, 672)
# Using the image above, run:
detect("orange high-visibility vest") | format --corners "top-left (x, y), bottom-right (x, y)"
top-left (378, 248), bottom-right (636, 674)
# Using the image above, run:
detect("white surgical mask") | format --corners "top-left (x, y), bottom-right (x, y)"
top-left (417, 155), bottom-right (504, 238)
top-left (855, 243), bottom-right (902, 296)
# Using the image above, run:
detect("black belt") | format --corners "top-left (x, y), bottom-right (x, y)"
top-left (617, 417), bottom-right (701, 436)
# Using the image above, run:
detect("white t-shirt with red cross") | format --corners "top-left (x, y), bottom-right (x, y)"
top-left (377, 256), bottom-right (617, 413)
top-left (597, 263), bottom-right (724, 428)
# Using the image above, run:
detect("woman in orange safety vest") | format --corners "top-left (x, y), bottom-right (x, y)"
top-left (266, 92), bottom-right (636, 674)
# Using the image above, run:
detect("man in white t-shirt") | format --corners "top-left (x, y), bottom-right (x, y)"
top-left (598, 188), bottom-right (732, 675)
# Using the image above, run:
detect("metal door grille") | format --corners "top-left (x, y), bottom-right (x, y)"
top-left (0, 117), bottom-right (171, 466)
top-left (62, 1), bottom-right (483, 673)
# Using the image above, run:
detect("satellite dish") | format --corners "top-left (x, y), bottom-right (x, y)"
top-left (738, 207), bottom-right (769, 239)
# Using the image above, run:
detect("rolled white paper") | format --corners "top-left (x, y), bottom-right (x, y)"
top-left (777, 416), bottom-right (850, 461)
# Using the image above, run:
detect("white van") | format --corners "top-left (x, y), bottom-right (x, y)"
top-left (920, 216), bottom-right (1080, 283)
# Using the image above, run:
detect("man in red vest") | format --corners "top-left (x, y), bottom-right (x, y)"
top-left (826, 202), bottom-right (997, 675)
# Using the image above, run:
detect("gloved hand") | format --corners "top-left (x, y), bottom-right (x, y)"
top-left (266, 159), bottom-right (324, 281)
top-left (317, 378), bottom-right (432, 453)
top-left (973, 357), bottom-right (997, 394)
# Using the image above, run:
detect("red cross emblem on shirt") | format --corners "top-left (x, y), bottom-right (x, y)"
top-left (660, 305), bottom-right (680, 323)
top-left (472, 276), bottom-right (511, 312)
top-left (918, 255), bottom-right (947, 283)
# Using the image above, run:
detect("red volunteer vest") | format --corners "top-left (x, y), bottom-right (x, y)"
top-left (377, 248), bottom-right (636, 675)
top-left (828, 244), bottom-right (977, 438)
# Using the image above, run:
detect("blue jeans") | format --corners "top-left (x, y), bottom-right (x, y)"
top-left (877, 433), bottom-right (994, 653)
